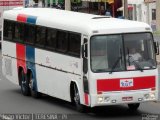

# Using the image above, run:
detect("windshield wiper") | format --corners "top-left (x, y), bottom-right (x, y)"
top-left (109, 48), bottom-right (122, 74)
top-left (109, 56), bottom-right (122, 74)
top-left (95, 69), bottom-right (107, 72)
top-left (129, 56), bottom-right (143, 72)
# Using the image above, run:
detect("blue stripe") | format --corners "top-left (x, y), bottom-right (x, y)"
top-left (26, 46), bottom-right (38, 91)
top-left (27, 16), bottom-right (37, 24)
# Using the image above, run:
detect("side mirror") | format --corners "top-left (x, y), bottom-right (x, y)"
top-left (154, 42), bottom-right (159, 55)
top-left (82, 43), bottom-right (88, 58)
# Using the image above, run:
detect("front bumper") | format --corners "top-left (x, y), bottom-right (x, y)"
top-left (90, 90), bottom-right (157, 107)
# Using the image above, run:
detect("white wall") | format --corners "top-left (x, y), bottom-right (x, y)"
top-left (128, 0), bottom-right (143, 4)
top-left (128, 0), bottom-right (143, 21)
top-left (128, 0), bottom-right (156, 26)
top-left (149, 3), bottom-right (156, 25)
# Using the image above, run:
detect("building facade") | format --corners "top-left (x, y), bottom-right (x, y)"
top-left (80, 0), bottom-right (122, 17)
top-left (29, 0), bottom-right (122, 17)
top-left (26, 0), bottom-right (156, 30)
top-left (144, 0), bottom-right (156, 30)
top-left (127, 0), bottom-right (156, 30)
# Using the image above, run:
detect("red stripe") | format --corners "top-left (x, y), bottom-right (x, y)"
top-left (17, 14), bottom-right (27, 22)
top-left (84, 93), bottom-right (89, 105)
top-left (97, 76), bottom-right (155, 92)
top-left (16, 44), bottom-right (26, 73)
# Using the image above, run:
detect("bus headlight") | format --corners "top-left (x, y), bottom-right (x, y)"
top-left (104, 97), bottom-right (110, 102)
top-left (98, 96), bottom-right (103, 103)
top-left (144, 94), bottom-right (149, 99)
top-left (150, 93), bottom-right (155, 99)
top-left (98, 96), bottom-right (110, 103)
top-left (144, 93), bottom-right (155, 100)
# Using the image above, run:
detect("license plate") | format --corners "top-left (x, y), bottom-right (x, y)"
top-left (120, 79), bottom-right (133, 88)
top-left (122, 97), bottom-right (133, 101)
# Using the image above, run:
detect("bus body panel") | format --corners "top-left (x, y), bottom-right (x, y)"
top-left (2, 41), bottom-right (19, 85)
top-left (3, 8), bottom-right (152, 36)
top-left (35, 49), bottom-right (81, 75)
top-left (2, 40), bottom-right (85, 104)
top-left (2, 8), bottom-right (159, 108)
top-left (90, 89), bottom-right (157, 107)
top-left (88, 69), bottom-right (159, 107)
top-left (35, 49), bottom-right (83, 102)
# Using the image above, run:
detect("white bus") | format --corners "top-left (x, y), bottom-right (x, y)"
top-left (2, 8), bottom-right (159, 112)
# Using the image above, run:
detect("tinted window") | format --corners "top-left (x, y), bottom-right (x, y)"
top-left (3, 20), bottom-right (82, 58)
top-left (57, 31), bottom-right (68, 52)
top-left (24, 24), bottom-right (35, 44)
top-left (3, 20), bottom-right (13, 40)
top-left (124, 33), bottom-right (156, 70)
top-left (13, 22), bottom-right (24, 42)
top-left (36, 26), bottom-right (46, 47)
top-left (46, 28), bottom-right (57, 49)
top-left (68, 33), bottom-right (81, 57)
top-left (91, 35), bottom-right (125, 72)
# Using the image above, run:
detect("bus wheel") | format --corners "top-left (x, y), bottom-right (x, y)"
top-left (73, 84), bottom-right (85, 112)
top-left (20, 70), bottom-right (30, 96)
top-left (28, 73), bottom-right (41, 98)
top-left (128, 103), bottom-right (140, 111)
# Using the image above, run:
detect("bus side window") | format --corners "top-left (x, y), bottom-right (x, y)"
top-left (24, 24), bottom-right (35, 45)
top-left (36, 26), bottom-right (46, 47)
top-left (68, 33), bottom-right (81, 57)
top-left (56, 31), bottom-right (68, 52)
top-left (13, 22), bottom-right (24, 43)
top-left (3, 20), bottom-right (13, 41)
top-left (46, 28), bottom-right (57, 50)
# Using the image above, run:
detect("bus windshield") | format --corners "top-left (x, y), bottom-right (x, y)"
top-left (90, 33), bottom-right (156, 73)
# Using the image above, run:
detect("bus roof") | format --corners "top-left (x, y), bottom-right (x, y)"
top-left (3, 8), bottom-right (152, 35)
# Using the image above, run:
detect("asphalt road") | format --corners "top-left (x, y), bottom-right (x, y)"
top-left (0, 48), bottom-right (160, 120)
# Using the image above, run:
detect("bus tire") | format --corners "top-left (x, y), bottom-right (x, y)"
top-left (73, 84), bottom-right (85, 112)
top-left (128, 103), bottom-right (140, 111)
top-left (28, 72), bottom-right (41, 99)
top-left (20, 70), bottom-right (30, 96)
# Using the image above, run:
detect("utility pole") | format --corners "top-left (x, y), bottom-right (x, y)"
top-left (124, 0), bottom-right (128, 19)
top-left (156, 0), bottom-right (160, 31)
top-left (65, 0), bottom-right (71, 11)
